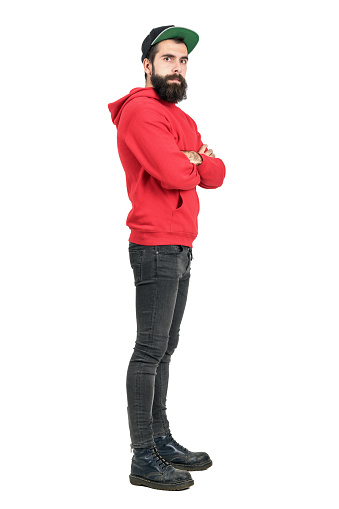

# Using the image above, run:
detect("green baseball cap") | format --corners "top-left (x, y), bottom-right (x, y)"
top-left (141, 25), bottom-right (199, 62)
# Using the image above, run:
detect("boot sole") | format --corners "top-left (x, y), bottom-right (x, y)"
top-left (170, 460), bottom-right (213, 471)
top-left (129, 475), bottom-right (194, 490)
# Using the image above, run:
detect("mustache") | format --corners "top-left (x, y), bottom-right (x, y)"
top-left (166, 74), bottom-right (185, 83)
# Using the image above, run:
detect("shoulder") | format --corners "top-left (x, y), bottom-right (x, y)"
top-left (124, 96), bottom-right (167, 117)
top-left (120, 97), bottom-right (172, 130)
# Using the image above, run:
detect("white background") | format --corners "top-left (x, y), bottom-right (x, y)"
top-left (1, 0), bottom-right (338, 507)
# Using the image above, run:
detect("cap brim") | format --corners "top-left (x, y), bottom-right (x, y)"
top-left (152, 26), bottom-right (199, 54)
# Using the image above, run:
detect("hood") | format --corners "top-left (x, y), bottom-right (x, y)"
top-left (108, 87), bottom-right (164, 127)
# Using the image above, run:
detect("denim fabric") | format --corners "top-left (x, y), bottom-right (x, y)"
top-left (127, 243), bottom-right (192, 448)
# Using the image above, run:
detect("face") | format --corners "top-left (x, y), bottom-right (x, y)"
top-left (148, 39), bottom-right (188, 80)
top-left (144, 39), bottom-right (189, 103)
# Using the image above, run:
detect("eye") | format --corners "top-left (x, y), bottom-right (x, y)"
top-left (181, 59), bottom-right (188, 64)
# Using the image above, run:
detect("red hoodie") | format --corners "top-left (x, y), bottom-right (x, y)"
top-left (108, 87), bottom-right (225, 247)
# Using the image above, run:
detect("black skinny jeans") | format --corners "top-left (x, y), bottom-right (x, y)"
top-left (127, 243), bottom-right (192, 449)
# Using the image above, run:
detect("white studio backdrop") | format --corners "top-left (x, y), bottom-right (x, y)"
top-left (1, 1), bottom-right (338, 508)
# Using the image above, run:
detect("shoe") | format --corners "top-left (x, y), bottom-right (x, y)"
top-left (154, 433), bottom-right (212, 471)
top-left (129, 446), bottom-right (194, 490)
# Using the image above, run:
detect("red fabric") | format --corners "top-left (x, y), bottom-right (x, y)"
top-left (108, 87), bottom-right (225, 247)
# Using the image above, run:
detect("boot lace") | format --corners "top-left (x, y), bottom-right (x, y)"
top-left (168, 432), bottom-right (188, 452)
top-left (151, 446), bottom-right (169, 470)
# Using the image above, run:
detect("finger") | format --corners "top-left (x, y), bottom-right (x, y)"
top-left (198, 144), bottom-right (208, 154)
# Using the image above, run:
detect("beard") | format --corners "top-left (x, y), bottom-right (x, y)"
top-left (150, 72), bottom-right (187, 103)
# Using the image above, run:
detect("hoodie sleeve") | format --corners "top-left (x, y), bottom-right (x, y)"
top-left (123, 106), bottom-right (201, 191)
top-left (196, 131), bottom-right (226, 189)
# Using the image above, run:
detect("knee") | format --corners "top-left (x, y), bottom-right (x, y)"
top-left (132, 333), bottom-right (170, 366)
top-left (160, 344), bottom-right (177, 364)
top-left (162, 332), bottom-right (179, 362)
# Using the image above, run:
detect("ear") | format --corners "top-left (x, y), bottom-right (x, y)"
top-left (143, 58), bottom-right (152, 78)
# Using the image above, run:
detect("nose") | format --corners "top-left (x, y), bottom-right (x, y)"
top-left (172, 58), bottom-right (183, 74)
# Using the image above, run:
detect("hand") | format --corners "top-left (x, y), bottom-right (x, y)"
top-left (181, 150), bottom-right (203, 166)
top-left (198, 144), bottom-right (216, 158)
top-left (181, 144), bottom-right (216, 165)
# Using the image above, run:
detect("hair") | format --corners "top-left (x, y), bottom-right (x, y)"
top-left (144, 37), bottom-right (186, 81)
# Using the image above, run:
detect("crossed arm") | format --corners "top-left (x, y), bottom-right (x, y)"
top-left (181, 144), bottom-right (225, 189)
top-left (124, 106), bottom-right (224, 190)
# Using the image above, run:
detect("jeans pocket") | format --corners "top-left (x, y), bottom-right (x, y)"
top-left (156, 245), bottom-right (183, 255)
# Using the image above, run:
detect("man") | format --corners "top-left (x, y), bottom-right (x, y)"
top-left (108, 25), bottom-right (226, 491)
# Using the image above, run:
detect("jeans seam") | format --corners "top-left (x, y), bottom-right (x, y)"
top-left (136, 370), bottom-right (141, 446)
top-left (158, 363), bottom-right (167, 435)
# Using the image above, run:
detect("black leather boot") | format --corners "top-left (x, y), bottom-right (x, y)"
top-left (130, 446), bottom-right (194, 490)
top-left (154, 433), bottom-right (212, 471)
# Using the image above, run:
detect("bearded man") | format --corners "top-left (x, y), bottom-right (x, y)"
top-left (108, 25), bottom-right (226, 491)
